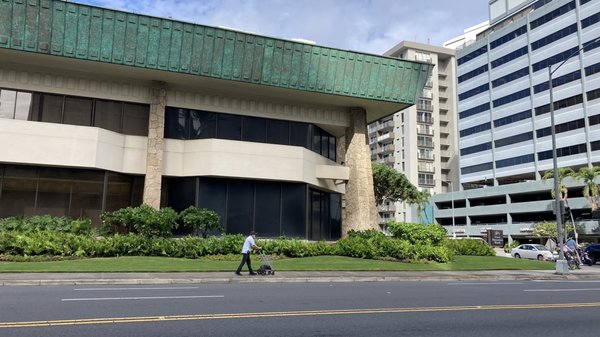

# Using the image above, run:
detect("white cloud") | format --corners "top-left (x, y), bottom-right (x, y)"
top-left (74, 0), bottom-right (489, 54)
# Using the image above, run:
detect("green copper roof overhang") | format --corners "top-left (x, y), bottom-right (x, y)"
top-left (0, 0), bottom-right (432, 121)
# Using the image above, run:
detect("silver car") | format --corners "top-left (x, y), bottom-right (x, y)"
top-left (511, 244), bottom-right (556, 261)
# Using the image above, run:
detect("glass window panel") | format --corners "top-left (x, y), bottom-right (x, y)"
top-left (35, 167), bottom-right (72, 217)
top-left (14, 92), bottom-right (33, 120)
top-left (310, 190), bottom-right (322, 241)
top-left (242, 116), bottom-right (266, 143)
top-left (0, 165), bottom-right (38, 218)
top-left (27, 93), bottom-right (42, 121)
top-left (255, 182), bottom-right (281, 237)
top-left (63, 96), bottom-right (93, 126)
top-left (41, 94), bottom-right (64, 123)
top-left (0, 89), bottom-right (16, 119)
top-left (226, 180), bottom-right (254, 234)
top-left (330, 193), bottom-right (342, 240)
top-left (164, 177), bottom-right (196, 213)
top-left (164, 107), bottom-right (189, 139)
top-left (69, 169), bottom-right (104, 226)
top-left (163, 177), bottom-right (196, 235)
top-left (198, 178), bottom-right (227, 227)
top-left (189, 110), bottom-right (216, 139)
top-left (105, 172), bottom-right (133, 212)
top-left (321, 133), bottom-right (329, 158)
top-left (122, 103), bottom-right (149, 136)
top-left (312, 126), bottom-right (322, 154)
top-left (217, 113), bottom-right (241, 140)
top-left (281, 183), bottom-right (306, 238)
top-left (266, 119), bottom-right (289, 145)
top-left (290, 122), bottom-right (310, 148)
top-left (328, 136), bottom-right (336, 161)
top-left (94, 100), bottom-right (122, 133)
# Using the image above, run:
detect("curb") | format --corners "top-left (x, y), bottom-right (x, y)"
top-left (2, 272), bottom-right (599, 286)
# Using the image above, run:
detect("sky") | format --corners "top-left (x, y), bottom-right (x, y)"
top-left (71, 0), bottom-right (489, 55)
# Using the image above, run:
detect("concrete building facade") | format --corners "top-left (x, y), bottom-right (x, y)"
top-left (0, 0), bottom-right (431, 239)
top-left (431, 0), bottom-right (600, 242)
top-left (369, 41), bottom-right (459, 224)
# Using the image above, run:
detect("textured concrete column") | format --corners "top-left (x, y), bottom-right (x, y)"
top-left (142, 82), bottom-right (167, 209)
top-left (342, 107), bottom-right (379, 237)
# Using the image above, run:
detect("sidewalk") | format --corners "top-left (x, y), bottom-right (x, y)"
top-left (2, 267), bottom-right (600, 286)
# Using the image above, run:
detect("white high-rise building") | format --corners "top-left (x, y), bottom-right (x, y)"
top-left (370, 41), bottom-right (458, 225)
top-left (431, 0), bottom-right (600, 242)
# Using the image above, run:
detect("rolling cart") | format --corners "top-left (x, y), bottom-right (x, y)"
top-left (257, 251), bottom-right (275, 275)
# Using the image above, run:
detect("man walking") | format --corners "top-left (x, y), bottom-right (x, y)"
top-left (235, 231), bottom-right (261, 275)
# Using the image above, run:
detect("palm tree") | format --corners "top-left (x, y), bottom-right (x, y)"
top-left (411, 190), bottom-right (432, 224)
top-left (573, 166), bottom-right (600, 212)
top-left (542, 167), bottom-right (577, 242)
top-left (541, 167), bottom-right (575, 200)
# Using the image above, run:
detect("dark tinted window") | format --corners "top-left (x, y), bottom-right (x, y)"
top-left (312, 126), bottom-right (322, 154)
top-left (242, 116), bottom-right (266, 143)
top-left (281, 183), bottom-right (306, 238)
top-left (461, 162), bottom-right (493, 175)
top-left (164, 107), bottom-right (189, 139)
top-left (495, 132), bottom-right (533, 147)
top-left (290, 122), bottom-right (311, 148)
top-left (330, 193), bottom-right (342, 240)
top-left (63, 96), bottom-right (92, 126)
top-left (266, 119), bottom-right (289, 145)
top-left (226, 180), bottom-right (254, 234)
top-left (457, 45), bottom-right (487, 66)
top-left (197, 178), bottom-right (227, 227)
top-left (190, 110), bottom-right (216, 139)
top-left (0, 165), bottom-right (38, 218)
top-left (41, 94), bottom-right (63, 123)
top-left (494, 110), bottom-right (531, 128)
top-left (255, 182), bottom-right (281, 237)
top-left (459, 103), bottom-right (489, 119)
top-left (122, 103), bottom-right (149, 136)
top-left (217, 113), bottom-right (241, 140)
top-left (95, 100), bottom-right (122, 133)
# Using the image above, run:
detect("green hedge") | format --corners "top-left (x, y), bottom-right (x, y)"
top-left (0, 230), bottom-right (454, 262)
top-left (443, 239), bottom-right (496, 256)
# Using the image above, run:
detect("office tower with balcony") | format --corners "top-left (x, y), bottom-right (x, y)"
top-left (431, 0), bottom-right (600, 242)
top-left (369, 42), bottom-right (458, 225)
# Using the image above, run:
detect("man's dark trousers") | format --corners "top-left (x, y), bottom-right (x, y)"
top-left (236, 253), bottom-right (253, 274)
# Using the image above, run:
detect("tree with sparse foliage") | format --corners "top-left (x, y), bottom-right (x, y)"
top-left (533, 221), bottom-right (575, 240)
top-left (372, 163), bottom-right (420, 206)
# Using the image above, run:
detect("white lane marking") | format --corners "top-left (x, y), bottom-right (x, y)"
top-left (524, 288), bottom-right (600, 292)
top-left (448, 282), bottom-right (524, 285)
top-left (532, 280), bottom-right (600, 283)
top-left (62, 295), bottom-right (224, 302)
top-left (74, 287), bottom-right (199, 291)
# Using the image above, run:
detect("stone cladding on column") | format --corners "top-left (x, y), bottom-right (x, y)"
top-left (142, 82), bottom-right (167, 209)
top-left (342, 108), bottom-right (379, 236)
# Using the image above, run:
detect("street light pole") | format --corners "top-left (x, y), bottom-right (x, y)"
top-left (548, 37), bottom-right (599, 274)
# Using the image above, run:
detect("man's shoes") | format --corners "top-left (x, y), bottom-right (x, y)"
top-left (235, 272), bottom-right (242, 275)
top-left (249, 272), bottom-right (257, 275)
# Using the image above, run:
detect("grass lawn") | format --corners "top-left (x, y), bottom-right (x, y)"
top-left (0, 255), bottom-right (555, 273)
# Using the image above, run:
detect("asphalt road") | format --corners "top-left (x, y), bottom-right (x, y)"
top-left (1, 280), bottom-right (600, 336)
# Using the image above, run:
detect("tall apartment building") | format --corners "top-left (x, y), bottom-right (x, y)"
top-left (431, 0), bottom-right (600, 242)
top-left (370, 41), bottom-right (458, 225)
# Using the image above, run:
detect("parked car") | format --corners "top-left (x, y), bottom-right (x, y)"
top-left (511, 244), bottom-right (556, 261)
top-left (584, 243), bottom-right (600, 265)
